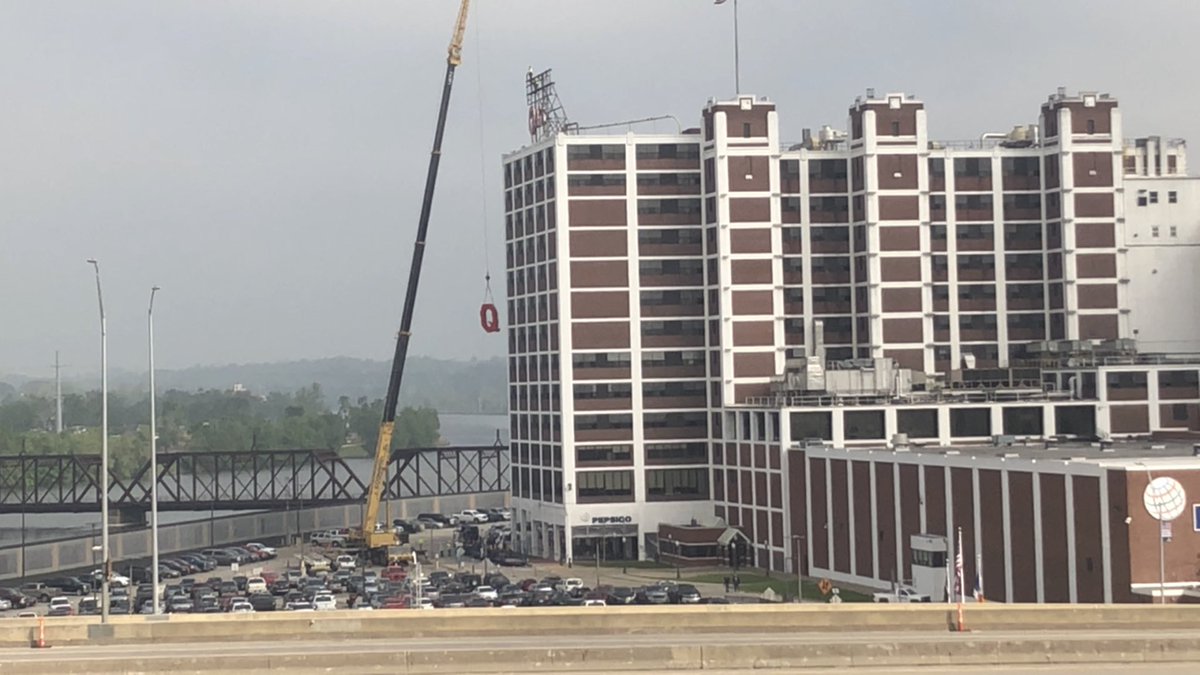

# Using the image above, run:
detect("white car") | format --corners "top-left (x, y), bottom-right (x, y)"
top-left (562, 578), bottom-right (584, 592)
top-left (583, 599), bottom-right (606, 607)
top-left (455, 509), bottom-right (490, 524)
top-left (474, 585), bottom-right (498, 601)
top-left (93, 571), bottom-right (131, 587)
top-left (335, 554), bottom-right (357, 571)
top-left (312, 594), bottom-right (337, 611)
top-left (872, 585), bottom-right (931, 603)
top-left (229, 600), bottom-right (254, 613)
top-left (245, 577), bottom-right (268, 594)
top-left (0, 598), bottom-right (12, 611)
top-left (48, 596), bottom-right (73, 614)
top-left (414, 597), bottom-right (434, 610)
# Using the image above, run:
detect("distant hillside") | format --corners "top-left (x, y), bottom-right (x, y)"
top-left (0, 357), bottom-right (506, 413)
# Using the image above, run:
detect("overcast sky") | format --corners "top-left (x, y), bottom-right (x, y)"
top-left (1, 0), bottom-right (1195, 376)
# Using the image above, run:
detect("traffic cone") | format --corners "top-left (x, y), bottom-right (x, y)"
top-left (32, 616), bottom-right (51, 649)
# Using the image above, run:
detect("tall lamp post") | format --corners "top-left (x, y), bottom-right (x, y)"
top-left (792, 534), bottom-right (806, 602)
top-left (148, 286), bottom-right (161, 614)
top-left (86, 258), bottom-right (110, 624)
top-left (1137, 462), bottom-right (1167, 604)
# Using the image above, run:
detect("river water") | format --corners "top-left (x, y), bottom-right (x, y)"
top-left (0, 413), bottom-right (508, 544)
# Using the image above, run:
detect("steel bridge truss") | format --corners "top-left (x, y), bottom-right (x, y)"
top-left (0, 445), bottom-right (509, 513)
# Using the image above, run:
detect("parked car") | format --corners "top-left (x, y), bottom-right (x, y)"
top-left (392, 519), bottom-right (421, 534)
top-left (44, 576), bottom-right (92, 596)
top-left (636, 586), bottom-right (670, 605)
top-left (670, 584), bottom-right (702, 604)
top-left (334, 554), bottom-right (357, 572)
top-left (312, 593), bottom-right (337, 611)
top-left (245, 543), bottom-right (277, 559)
top-left (285, 600), bottom-right (315, 611)
top-left (605, 587), bottom-right (637, 605)
top-left (455, 509), bottom-right (490, 524)
top-left (77, 597), bottom-right (100, 615)
top-left (167, 597), bottom-right (194, 613)
top-left (229, 599), bottom-right (254, 613)
top-left (309, 530), bottom-right (347, 547)
top-left (200, 549), bottom-right (240, 566)
top-left (872, 585), bottom-right (931, 603)
top-left (245, 577), bottom-right (268, 595)
top-left (0, 587), bottom-right (37, 609)
top-left (416, 513), bottom-right (457, 529)
top-left (248, 593), bottom-right (278, 612)
top-left (19, 582), bottom-right (55, 602)
top-left (47, 596), bottom-right (74, 616)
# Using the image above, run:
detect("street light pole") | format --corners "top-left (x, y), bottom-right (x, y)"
top-left (1138, 462), bottom-right (1167, 604)
top-left (86, 259), bottom-right (110, 624)
top-left (148, 286), bottom-right (161, 614)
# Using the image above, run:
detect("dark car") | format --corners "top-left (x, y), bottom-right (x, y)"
top-left (0, 587), bottom-right (37, 609)
top-left (270, 579), bottom-right (291, 596)
top-left (78, 597), bottom-right (101, 615)
top-left (248, 593), bottom-right (277, 612)
top-left (180, 554), bottom-right (217, 572)
top-left (217, 581), bottom-right (239, 597)
top-left (232, 576), bottom-right (248, 592)
top-left (45, 576), bottom-right (92, 595)
top-left (416, 513), bottom-right (456, 529)
top-left (392, 519), bottom-right (421, 534)
top-left (606, 587), bottom-right (637, 605)
top-left (636, 586), bottom-right (670, 605)
top-left (494, 551), bottom-right (528, 567)
top-left (670, 584), bottom-right (702, 604)
top-left (157, 564), bottom-right (182, 579)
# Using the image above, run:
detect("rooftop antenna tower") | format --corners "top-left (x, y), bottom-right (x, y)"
top-left (525, 68), bottom-right (574, 142)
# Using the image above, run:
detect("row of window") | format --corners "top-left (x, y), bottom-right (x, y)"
top-left (790, 405), bottom-right (1098, 441)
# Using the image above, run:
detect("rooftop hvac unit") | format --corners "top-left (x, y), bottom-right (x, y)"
top-left (992, 435), bottom-right (1017, 447)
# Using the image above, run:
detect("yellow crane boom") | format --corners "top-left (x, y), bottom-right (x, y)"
top-left (358, 0), bottom-right (471, 555)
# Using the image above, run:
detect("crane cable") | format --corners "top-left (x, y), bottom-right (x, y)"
top-left (473, 10), bottom-right (500, 334)
top-left (474, 11), bottom-right (493, 306)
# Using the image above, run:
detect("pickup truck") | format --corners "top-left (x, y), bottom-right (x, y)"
top-left (455, 509), bottom-right (490, 524)
top-left (872, 585), bottom-right (931, 603)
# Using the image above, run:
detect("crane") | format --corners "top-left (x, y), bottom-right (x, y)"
top-left (353, 0), bottom-right (471, 561)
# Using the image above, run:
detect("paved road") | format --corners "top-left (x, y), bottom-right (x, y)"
top-left (3, 629), bottom-right (1200, 664)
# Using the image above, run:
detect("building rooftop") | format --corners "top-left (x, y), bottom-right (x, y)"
top-left (816, 438), bottom-right (1200, 469)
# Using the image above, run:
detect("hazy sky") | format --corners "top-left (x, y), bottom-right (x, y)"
top-left (2, 0), bottom-right (1196, 376)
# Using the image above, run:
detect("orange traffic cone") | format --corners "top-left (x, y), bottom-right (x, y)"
top-left (32, 616), bottom-right (50, 649)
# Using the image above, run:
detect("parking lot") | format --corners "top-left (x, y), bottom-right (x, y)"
top-left (0, 515), bottom-right (733, 617)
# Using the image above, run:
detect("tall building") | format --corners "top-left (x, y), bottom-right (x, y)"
top-left (502, 87), bottom-right (1200, 572)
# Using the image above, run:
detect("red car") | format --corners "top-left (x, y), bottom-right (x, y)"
top-left (384, 566), bottom-right (407, 583)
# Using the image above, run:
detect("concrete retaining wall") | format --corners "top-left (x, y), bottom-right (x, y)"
top-left (0, 492), bottom-right (507, 581)
top-left (3, 603), bottom-right (1200, 649)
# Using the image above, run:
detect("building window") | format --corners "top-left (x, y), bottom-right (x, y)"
top-left (1170, 226), bottom-right (1178, 237)
top-left (843, 410), bottom-right (885, 440)
top-left (636, 144), bottom-right (700, 161)
top-left (567, 144), bottom-right (625, 161)
top-left (1086, 119), bottom-right (1096, 135)
top-left (1152, 226), bottom-right (1160, 238)
top-left (645, 442), bottom-right (708, 464)
top-left (646, 468), bottom-right (709, 501)
top-left (1137, 190), bottom-right (1148, 207)
top-left (1149, 191), bottom-right (1159, 204)
top-left (743, 122), bottom-right (751, 138)
top-left (576, 445), bottom-right (633, 466)
top-left (891, 121), bottom-right (900, 136)
top-left (1169, 191), bottom-right (1178, 204)
top-left (576, 470), bottom-right (634, 502)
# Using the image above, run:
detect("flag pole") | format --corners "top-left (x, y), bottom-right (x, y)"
top-left (956, 527), bottom-right (966, 632)
top-left (976, 551), bottom-right (985, 603)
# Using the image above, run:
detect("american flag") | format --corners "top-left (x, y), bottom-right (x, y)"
top-left (954, 529), bottom-right (965, 603)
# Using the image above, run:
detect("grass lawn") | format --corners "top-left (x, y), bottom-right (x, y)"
top-left (686, 572), bottom-right (871, 603)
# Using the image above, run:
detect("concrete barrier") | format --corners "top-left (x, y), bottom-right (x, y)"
top-left (3, 603), bottom-right (1200, 649)
top-left (2, 634), bottom-right (1200, 674)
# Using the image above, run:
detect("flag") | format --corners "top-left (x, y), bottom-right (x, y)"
top-left (955, 529), bottom-right (965, 603)
top-left (974, 552), bottom-right (985, 602)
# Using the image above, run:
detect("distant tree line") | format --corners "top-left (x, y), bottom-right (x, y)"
top-left (0, 383), bottom-right (440, 476)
